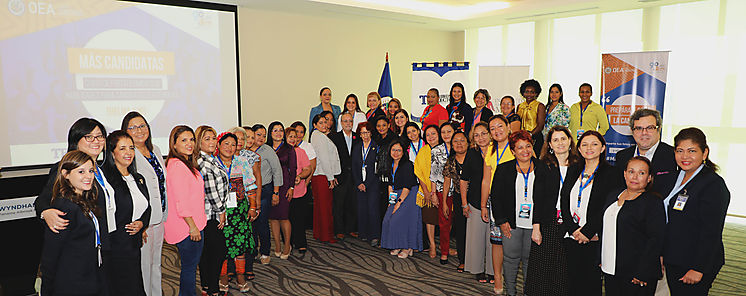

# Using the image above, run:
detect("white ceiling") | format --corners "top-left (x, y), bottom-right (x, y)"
top-left (204, 0), bottom-right (703, 31)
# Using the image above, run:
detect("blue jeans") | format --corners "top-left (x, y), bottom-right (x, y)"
top-left (175, 232), bottom-right (204, 296)
top-left (253, 183), bottom-right (273, 256)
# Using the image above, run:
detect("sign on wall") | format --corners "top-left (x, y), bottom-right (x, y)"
top-left (410, 62), bottom-right (470, 122)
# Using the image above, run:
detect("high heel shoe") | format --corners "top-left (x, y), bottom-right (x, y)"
top-left (390, 249), bottom-right (401, 256)
top-left (238, 282), bottom-right (250, 293)
top-left (280, 246), bottom-right (292, 259)
top-left (218, 283), bottom-right (229, 293)
top-left (274, 249), bottom-right (282, 257)
top-left (397, 249), bottom-right (413, 259)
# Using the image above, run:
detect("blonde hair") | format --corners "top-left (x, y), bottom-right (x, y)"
top-left (194, 125), bottom-right (216, 154)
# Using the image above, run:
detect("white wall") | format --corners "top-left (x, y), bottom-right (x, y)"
top-left (237, 8), bottom-right (464, 131)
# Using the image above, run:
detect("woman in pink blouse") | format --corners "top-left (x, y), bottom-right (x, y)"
top-left (288, 127), bottom-right (313, 255)
top-left (163, 125), bottom-right (207, 296)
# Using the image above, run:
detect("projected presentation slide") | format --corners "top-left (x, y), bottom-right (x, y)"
top-left (0, 0), bottom-right (239, 168)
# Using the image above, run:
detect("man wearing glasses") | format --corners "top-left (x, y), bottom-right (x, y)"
top-left (614, 108), bottom-right (677, 194)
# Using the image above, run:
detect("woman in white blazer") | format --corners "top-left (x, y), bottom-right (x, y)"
top-left (122, 111), bottom-right (168, 296)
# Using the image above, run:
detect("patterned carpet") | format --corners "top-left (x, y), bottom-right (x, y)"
top-left (161, 224), bottom-right (746, 296)
top-left (162, 230), bottom-right (503, 296)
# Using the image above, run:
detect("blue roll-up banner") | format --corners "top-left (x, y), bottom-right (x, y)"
top-left (602, 51), bottom-right (669, 164)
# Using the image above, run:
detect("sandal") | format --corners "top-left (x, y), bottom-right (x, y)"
top-left (245, 272), bottom-right (255, 281)
top-left (477, 273), bottom-right (487, 283)
top-left (219, 283), bottom-right (229, 293)
top-left (390, 249), bottom-right (401, 256)
top-left (428, 248), bottom-right (437, 259)
top-left (487, 274), bottom-right (495, 284)
top-left (457, 264), bottom-right (465, 273)
top-left (238, 282), bottom-right (250, 293)
top-left (440, 256), bottom-right (448, 265)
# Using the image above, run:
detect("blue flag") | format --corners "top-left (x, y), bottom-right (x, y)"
top-left (378, 53), bottom-right (393, 99)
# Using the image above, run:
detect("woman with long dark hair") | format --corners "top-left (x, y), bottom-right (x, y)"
top-left (431, 121), bottom-right (458, 265)
top-left (543, 84), bottom-right (571, 137)
top-left (267, 121), bottom-right (297, 259)
top-left (445, 82), bottom-right (474, 134)
top-left (560, 130), bottom-right (621, 295)
top-left (101, 131), bottom-right (151, 296)
top-left (337, 93), bottom-right (367, 132)
top-left (121, 112), bottom-right (167, 296)
top-left (164, 125), bottom-right (207, 296)
top-left (41, 151), bottom-right (103, 296)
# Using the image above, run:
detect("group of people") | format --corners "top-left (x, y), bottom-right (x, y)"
top-left (36, 80), bottom-right (729, 296)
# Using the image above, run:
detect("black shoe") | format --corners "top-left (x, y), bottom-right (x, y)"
top-left (440, 258), bottom-right (448, 265)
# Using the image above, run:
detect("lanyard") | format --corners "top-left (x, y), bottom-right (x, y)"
top-left (274, 141), bottom-right (283, 152)
top-left (217, 156), bottom-right (233, 189)
top-left (496, 143), bottom-right (509, 167)
top-left (473, 108), bottom-right (483, 126)
top-left (445, 144), bottom-right (450, 158)
top-left (449, 101), bottom-right (462, 118)
top-left (579, 102), bottom-right (590, 126)
top-left (421, 106), bottom-right (433, 122)
top-left (577, 163), bottom-right (599, 208)
top-left (517, 159), bottom-right (533, 201)
top-left (506, 111), bottom-right (515, 119)
top-left (410, 140), bottom-right (422, 155)
top-left (362, 141), bottom-right (372, 167)
top-left (93, 167), bottom-right (111, 207)
top-left (391, 162), bottom-right (398, 184)
top-left (367, 107), bottom-right (379, 119)
top-left (90, 211), bottom-right (101, 266)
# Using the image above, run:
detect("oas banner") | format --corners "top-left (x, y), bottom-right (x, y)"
top-left (411, 62), bottom-right (470, 122)
top-left (602, 51), bottom-right (669, 164)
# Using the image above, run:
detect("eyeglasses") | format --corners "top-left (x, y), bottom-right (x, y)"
top-left (127, 124), bottom-right (147, 131)
top-left (83, 134), bottom-right (105, 142)
top-left (631, 125), bottom-right (658, 133)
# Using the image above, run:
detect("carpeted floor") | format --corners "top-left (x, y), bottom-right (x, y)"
top-left (161, 224), bottom-right (746, 296)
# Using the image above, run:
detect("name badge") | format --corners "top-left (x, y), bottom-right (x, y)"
top-left (572, 212), bottom-right (580, 224)
top-left (576, 129), bottom-right (585, 140)
top-left (226, 192), bottom-right (238, 209)
top-left (519, 203), bottom-right (532, 219)
top-left (673, 190), bottom-right (688, 211)
top-left (556, 209), bottom-right (563, 224)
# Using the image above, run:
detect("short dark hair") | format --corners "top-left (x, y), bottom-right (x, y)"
top-left (251, 124), bottom-right (266, 133)
top-left (102, 130), bottom-right (137, 189)
top-left (579, 83), bottom-right (593, 92)
top-left (628, 108), bottom-right (662, 130)
top-left (520, 79), bottom-right (542, 97)
top-left (67, 118), bottom-right (107, 153)
top-left (319, 87), bottom-right (331, 96)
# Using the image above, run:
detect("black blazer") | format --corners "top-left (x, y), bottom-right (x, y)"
top-left (35, 162), bottom-right (112, 250)
top-left (614, 141), bottom-right (677, 194)
top-left (351, 140), bottom-right (379, 189)
top-left (539, 163), bottom-right (564, 225)
top-left (329, 130), bottom-right (357, 181)
top-left (390, 160), bottom-right (418, 190)
top-left (560, 161), bottom-right (622, 239)
top-left (661, 166), bottom-right (730, 274)
top-left (41, 198), bottom-right (104, 296)
top-left (473, 107), bottom-right (493, 123)
top-left (102, 168), bottom-right (151, 251)
top-left (490, 158), bottom-right (551, 229)
top-left (600, 190), bottom-right (666, 282)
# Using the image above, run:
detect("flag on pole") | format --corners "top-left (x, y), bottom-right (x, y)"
top-left (378, 53), bottom-right (393, 109)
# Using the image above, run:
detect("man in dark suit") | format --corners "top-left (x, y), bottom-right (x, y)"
top-left (614, 108), bottom-right (677, 194)
top-left (329, 112), bottom-right (358, 240)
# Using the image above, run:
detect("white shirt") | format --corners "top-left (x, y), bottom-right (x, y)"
top-left (635, 141), bottom-right (660, 162)
top-left (311, 132), bottom-right (341, 181)
top-left (555, 165), bottom-right (568, 211)
top-left (337, 111), bottom-right (367, 132)
top-left (408, 139), bottom-right (423, 163)
top-left (601, 196), bottom-right (623, 275)
top-left (343, 131), bottom-right (353, 154)
top-left (123, 174), bottom-right (149, 222)
top-left (96, 169), bottom-right (117, 233)
top-left (515, 170), bottom-right (535, 229)
top-left (298, 140), bottom-right (317, 160)
top-left (565, 176), bottom-right (593, 238)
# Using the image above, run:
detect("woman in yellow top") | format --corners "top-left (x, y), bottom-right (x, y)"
top-left (569, 83), bottom-right (610, 140)
top-left (516, 79), bottom-right (546, 157)
top-left (480, 114), bottom-right (515, 294)
top-left (415, 124), bottom-right (441, 259)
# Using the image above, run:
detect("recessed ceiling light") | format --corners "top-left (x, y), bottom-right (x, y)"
top-left (309, 0), bottom-right (511, 21)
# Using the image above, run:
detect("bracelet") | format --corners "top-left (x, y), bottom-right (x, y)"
top-left (249, 208), bottom-right (256, 211)
top-left (462, 205), bottom-right (469, 209)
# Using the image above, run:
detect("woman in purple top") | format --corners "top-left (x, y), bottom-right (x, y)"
top-left (267, 121), bottom-right (297, 259)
